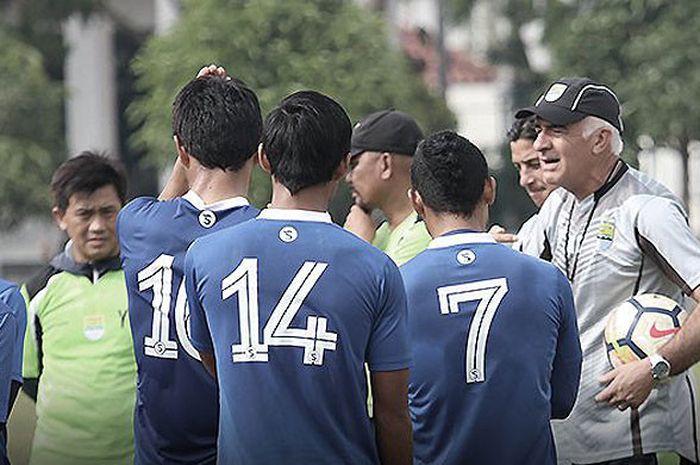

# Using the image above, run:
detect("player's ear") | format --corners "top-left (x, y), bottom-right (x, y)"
top-left (591, 127), bottom-right (612, 155)
top-left (408, 188), bottom-right (425, 217)
top-left (258, 144), bottom-right (272, 174)
top-left (332, 153), bottom-right (350, 181)
top-left (52, 206), bottom-right (67, 231)
top-left (173, 135), bottom-right (191, 168)
top-left (483, 175), bottom-right (497, 206)
top-left (379, 152), bottom-right (392, 180)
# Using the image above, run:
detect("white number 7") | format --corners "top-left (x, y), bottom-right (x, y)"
top-left (437, 278), bottom-right (508, 383)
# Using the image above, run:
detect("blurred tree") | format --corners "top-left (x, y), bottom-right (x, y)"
top-left (0, 31), bottom-right (63, 228)
top-left (446, 0), bottom-right (544, 230)
top-left (129, 0), bottom-right (456, 212)
top-left (0, 0), bottom-right (105, 80)
top-left (544, 0), bottom-right (700, 206)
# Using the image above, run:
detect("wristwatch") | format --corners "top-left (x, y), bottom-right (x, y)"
top-left (649, 353), bottom-right (671, 382)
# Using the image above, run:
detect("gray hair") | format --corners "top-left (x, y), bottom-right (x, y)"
top-left (580, 116), bottom-right (624, 156)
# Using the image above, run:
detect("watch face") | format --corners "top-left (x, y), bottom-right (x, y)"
top-left (652, 359), bottom-right (671, 380)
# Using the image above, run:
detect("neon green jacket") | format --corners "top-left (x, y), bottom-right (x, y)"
top-left (22, 245), bottom-right (136, 465)
top-left (372, 211), bottom-right (432, 266)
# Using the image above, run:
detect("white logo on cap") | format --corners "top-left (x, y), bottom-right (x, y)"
top-left (198, 210), bottom-right (216, 228)
top-left (544, 83), bottom-right (568, 102)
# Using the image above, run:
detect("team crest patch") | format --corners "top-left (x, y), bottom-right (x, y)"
top-left (597, 220), bottom-right (615, 251)
top-left (84, 315), bottom-right (105, 341)
top-left (544, 83), bottom-right (568, 102)
top-left (456, 249), bottom-right (476, 265)
top-left (198, 210), bottom-right (217, 228)
top-left (279, 225), bottom-right (298, 243)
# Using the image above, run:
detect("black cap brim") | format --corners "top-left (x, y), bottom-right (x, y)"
top-left (350, 146), bottom-right (366, 157)
top-left (515, 104), bottom-right (587, 127)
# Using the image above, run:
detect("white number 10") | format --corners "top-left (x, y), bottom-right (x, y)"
top-left (436, 278), bottom-right (508, 383)
top-left (137, 254), bottom-right (201, 361)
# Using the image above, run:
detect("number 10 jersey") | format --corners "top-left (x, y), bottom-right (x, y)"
top-left (118, 191), bottom-right (258, 465)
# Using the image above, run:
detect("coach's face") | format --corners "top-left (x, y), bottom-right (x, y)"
top-left (510, 138), bottom-right (555, 208)
top-left (533, 119), bottom-right (592, 196)
top-left (345, 151), bottom-right (383, 210)
top-left (53, 185), bottom-right (122, 264)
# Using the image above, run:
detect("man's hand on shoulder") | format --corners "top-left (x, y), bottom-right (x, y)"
top-left (488, 224), bottom-right (517, 245)
top-left (344, 204), bottom-right (376, 243)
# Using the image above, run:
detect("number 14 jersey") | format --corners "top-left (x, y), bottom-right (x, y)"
top-left (118, 191), bottom-right (258, 465)
top-left (184, 208), bottom-right (411, 465)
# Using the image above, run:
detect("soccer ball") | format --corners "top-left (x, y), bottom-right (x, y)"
top-left (604, 293), bottom-right (687, 368)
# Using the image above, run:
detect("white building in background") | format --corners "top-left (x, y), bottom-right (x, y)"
top-left (387, 0), bottom-right (513, 168)
top-left (3, 0), bottom-right (699, 280)
top-left (0, 0), bottom-right (178, 281)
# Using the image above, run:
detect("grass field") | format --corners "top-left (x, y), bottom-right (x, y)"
top-left (8, 365), bottom-right (700, 464)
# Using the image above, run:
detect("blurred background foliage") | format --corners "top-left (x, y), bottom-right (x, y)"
top-left (0, 31), bottom-right (63, 228)
top-left (128, 0), bottom-right (456, 215)
top-left (2, 0), bottom-right (700, 226)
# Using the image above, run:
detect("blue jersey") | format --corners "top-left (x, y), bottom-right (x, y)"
top-left (401, 230), bottom-right (581, 465)
top-left (118, 192), bottom-right (258, 465)
top-left (1, 299), bottom-right (18, 464)
top-left (185, 208), bottom-right (411, 465)
top-left (0, 279), bottom-right (25, 386)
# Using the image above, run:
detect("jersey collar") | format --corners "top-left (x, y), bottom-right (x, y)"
top-left (594, 159), bottom-right (628, 201)
top-left (428, 231), bottom-right (496, 249)
top-left (182, 190), bottom-right (249, 212)
top-left (257, 208), bottom-right (333, 223)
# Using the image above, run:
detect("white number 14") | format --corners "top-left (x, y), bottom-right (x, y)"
top-left (222, 259), bottom-right (338, 366)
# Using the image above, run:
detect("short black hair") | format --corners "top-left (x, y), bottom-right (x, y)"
top-left (172, 76), bottom-right (262, 171)
top-left (262, 91), bottom-right (351, 194)
top-left (411, 130), bottom-right (487, 217)
top-left (506, 116), bottom-right (538, 143)
top-left (51, 151), bottom-right (127, 211)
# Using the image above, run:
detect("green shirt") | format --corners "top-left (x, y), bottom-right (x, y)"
top-left (22, 250), bottom-right (136, 465)
top-left (372, 211), bottom-right (431, 266)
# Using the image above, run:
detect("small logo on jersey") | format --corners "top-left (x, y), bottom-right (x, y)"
top-left (118, 309), bottom-right (128, 328)
top-left (597, 220), bottom-right (615, 251)
top-left (279, 226), bottom-right (298, 243)
top-left (153, 341), bottom-right (167, 355)
top-left (468, 368), bottom-right (481, 382)
top-left (456, 249), bottom-right (476, 265)
top-left (649, 322), bottom-right (680, 339)
top-left (84, 315), bottom-right (105, 341)
top-left (198, 210), bottom-right (217, 228)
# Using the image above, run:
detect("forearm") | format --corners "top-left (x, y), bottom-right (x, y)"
top-left (371, 369), bottom-right (411, 465)
top-left (199, 351), bottom-right (217, 379)
top-left (659, 298), bottom-right (700, 375)
top-left (374, 405), bottom-right (412, 465)
top-left (158, 156), bottom-right (189, 200)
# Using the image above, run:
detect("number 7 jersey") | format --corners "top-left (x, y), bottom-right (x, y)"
top-left (117, 191), bottom-right (259, 465)
top-left (400, 230), bottom-right (582, 465)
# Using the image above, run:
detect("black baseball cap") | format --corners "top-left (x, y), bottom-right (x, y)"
top-left (350, 110), bottom-right (424, 157)
top-left (515, 77), bottom-right (623, 133)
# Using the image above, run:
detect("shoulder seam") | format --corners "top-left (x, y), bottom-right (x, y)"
top-left (24, 265), bottom-right (61, 301)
